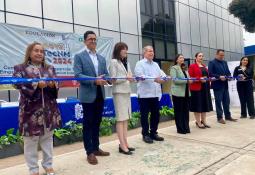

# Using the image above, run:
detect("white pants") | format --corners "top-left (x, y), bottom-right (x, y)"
top-left (23, 130), bottom-right (53, 174)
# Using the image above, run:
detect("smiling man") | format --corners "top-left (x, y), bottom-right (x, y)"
top-left (73, 31), bottom-right (110, 165)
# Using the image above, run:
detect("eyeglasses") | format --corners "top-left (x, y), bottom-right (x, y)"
top-left (86, 38), bottom-right (97, 42)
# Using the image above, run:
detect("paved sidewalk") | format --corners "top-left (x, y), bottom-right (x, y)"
top-left (0, 108), bottom-right (255, 175)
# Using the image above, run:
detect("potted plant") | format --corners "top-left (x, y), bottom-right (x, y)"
top-left (0, 128), bottom-right (23, 159)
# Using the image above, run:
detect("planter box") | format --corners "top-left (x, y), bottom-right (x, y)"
top-left (0, 143), bottom-right (23, 159)
top-left (53, 135), bottom-right (71, 147)
top-left (160, 115), bottom-right (174, 122)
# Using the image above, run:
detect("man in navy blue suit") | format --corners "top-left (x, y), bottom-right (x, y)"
top-left (208, 49), bottom-right (238, 124)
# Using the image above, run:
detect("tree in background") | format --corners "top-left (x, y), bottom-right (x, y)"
top-left (229, 0), bottom-right (255, 33)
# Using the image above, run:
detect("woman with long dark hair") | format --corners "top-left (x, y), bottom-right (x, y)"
top-left (170, 54), bottom-right (192, 134)
top-left (233, 57), bottom-right (255, 119)
top-left (188, 52), bottom-right (213, 129)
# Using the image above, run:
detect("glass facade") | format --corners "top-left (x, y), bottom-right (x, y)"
top-left (140, 0), bottom-right (177, 61)
top-left (0, 0), bottom-right (245, 100)
top-left (175, 0), bottom-right (244, 63)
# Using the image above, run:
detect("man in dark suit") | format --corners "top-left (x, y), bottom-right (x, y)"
top-left (208, 49), bottom-right (238, 124)
top-left (73, 31), bottom-right (110, 165)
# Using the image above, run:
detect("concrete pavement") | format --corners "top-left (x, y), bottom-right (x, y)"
top-left (0, 108), bottom-right (254, 175)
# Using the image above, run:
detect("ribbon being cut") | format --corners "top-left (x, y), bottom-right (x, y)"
top-left (0, 75), bottom-right (247, 85)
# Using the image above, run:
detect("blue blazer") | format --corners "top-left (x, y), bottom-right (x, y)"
top-left (208, 58), bottom-right (231, 90)
top-left (73, 50), bottom-right (109, 103)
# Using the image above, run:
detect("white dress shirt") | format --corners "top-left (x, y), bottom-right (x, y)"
top-left (86, 47), bottom-right (98, 76)
top-left (134, 58), bottom-right (162, 99)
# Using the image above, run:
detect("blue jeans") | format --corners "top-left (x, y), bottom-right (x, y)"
top-left (213, 88), bottom-right (231, 120)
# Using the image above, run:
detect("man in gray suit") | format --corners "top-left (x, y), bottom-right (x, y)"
top-left (73, 31), bottom-right (110, 165)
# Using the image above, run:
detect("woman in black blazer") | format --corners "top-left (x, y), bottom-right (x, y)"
top-left (233, 56), bottom-right (255, 119)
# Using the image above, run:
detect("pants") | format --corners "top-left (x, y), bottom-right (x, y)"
top-left (23, 130), bottom-right (53, 174)
top-left (172, 95), bottom-right (190, 134)
top-left (81, 86), bottom-right (104, 155)
top-left (138, 97), bottom-right (160, 136)
top-left (213, 88), bottom-right (231, 120)
top-left (237, 81), bottom-right (255, 117)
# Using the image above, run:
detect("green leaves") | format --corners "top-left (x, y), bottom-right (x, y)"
top-left (0, 128), bottom-right (22, 149)
top-left (229, 0), bottom-right (255, 32)
top-left (160, 106), bottom-right (174, 117)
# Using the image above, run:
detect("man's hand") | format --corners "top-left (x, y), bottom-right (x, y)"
top-left (219, 76), bottom-right (226, 81)
top-left (38, 81), bottom-right (47, 88)
top-left (154, 77), bottom-right (165, 84)
top-left (95, 75), bottom-right (108, 86)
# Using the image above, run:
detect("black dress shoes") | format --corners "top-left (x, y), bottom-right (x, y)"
top-left (150, 134), bottom-right (164, 141)
top-left (119, 147), bottom-right (132, 155)
top-left (143, 135), bottom-right (153, 144)
top-left (225, 118), bottom-right (238, 122)
top-left (250, 116), bottom-right (255, 119)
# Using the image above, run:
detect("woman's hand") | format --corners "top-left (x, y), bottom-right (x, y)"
top-left (127, 75), bottom-right (134, 82)
top-left (188, 80), bottom-right (194, 84)
top-left (200, 77), bottom-right (207, 83)
top-left (38, 81), bottom-right (47, 88)
top-left (48, 81), bottom-right (56, 88)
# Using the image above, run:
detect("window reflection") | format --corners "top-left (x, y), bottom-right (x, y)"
top-left (141, 15), bottom-right (153, 33)
top-left (140, 0), bottom-right (152, 16)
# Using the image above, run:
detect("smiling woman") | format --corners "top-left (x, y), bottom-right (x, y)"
top-left (12, 42), bottom-right (61, 175)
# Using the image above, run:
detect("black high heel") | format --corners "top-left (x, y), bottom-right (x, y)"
top-left (201, 121), bottom-right (211, 128)
top-left (195, 122), bottom-right (206, 129)
top-left (119, 146), bottom-right (132, 155)
top-left (128, 147), bottom-right (135, 151)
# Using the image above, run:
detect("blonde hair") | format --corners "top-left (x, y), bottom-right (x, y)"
top-left (23, 42), bottom-right (49, 68)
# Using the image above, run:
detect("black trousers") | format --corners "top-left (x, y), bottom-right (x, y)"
top-left (237, 81), bottom-right (255, 117)
top-left (172, 95), bottom-right (190, 134)
top-left (81, 86), bottom-right (104, 155)
top-left (138, 97), bottom-right (160, 136)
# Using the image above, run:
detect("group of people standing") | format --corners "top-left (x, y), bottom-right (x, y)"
top-left (13, 30), bottom-right (255, 174)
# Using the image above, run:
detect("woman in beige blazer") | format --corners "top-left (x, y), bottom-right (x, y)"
top-left (109, 42), bottom-right (135, 155)
top-left (170, 54), bottom-right (192, 134)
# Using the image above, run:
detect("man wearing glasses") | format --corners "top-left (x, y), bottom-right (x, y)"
top-left (73, 31), bottom-right (110, 165)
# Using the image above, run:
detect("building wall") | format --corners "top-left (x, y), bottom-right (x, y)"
top-left (175, 0), bottom-right (244, 64)
top-left (0, 0), bottom-right (245, 101)
top-left (0, 0), bottom-right (142, 101)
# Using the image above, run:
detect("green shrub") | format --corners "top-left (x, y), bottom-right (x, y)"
top-left (0, 128), bottom-right (22, 149)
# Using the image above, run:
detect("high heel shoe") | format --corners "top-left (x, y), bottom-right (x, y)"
top-left (201, 121), bottom-right (211, 128)
top-left (195, 122), bottom-right (206, 129)
top-left (128, 147), bottom-right (135, 151)
top-left (119, 147), bottom-right (132, 155)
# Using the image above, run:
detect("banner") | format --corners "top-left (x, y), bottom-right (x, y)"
top-left (227, 61), bottom-right (240, 107)
top-left (0, 23), bottom-right (114, 89)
